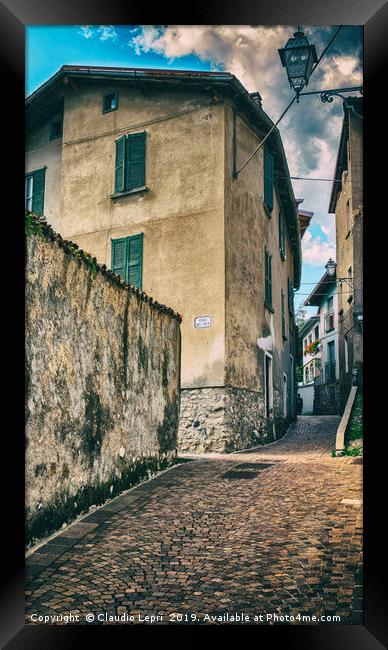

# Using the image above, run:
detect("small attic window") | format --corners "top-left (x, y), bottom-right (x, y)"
top-left (103, 90), bottom-right (118, 113)
top-left (49, 120), bottom-right (62, 140)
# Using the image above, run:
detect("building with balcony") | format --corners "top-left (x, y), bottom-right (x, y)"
top-left (304, 262), bottom-right (340, 414)
top-left (297, 315), bottom-right (320, 414)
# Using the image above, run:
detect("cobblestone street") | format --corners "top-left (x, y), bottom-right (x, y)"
top-left (25, 416), bottom-right (363, 625)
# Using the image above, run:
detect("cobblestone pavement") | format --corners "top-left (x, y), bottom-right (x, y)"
top-left (25, 416), bottom-right (363, 625)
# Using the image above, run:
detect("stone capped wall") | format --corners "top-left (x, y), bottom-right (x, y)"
top-left (178, 386), bottom-right (288, 453)
top-left (25, 219), bottom-right (181, 544)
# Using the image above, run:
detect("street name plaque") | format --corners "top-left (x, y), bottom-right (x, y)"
top-left (194, 315), bottom-right (211, 329)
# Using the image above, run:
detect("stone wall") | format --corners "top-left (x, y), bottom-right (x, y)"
top-left (25, 216), bottom-right (181, 545)
top-left (178, 386), bottom-right (288, 453)
top-left (313, 382), bottom-right (341, 415)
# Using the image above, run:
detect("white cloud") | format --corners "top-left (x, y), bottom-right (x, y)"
top-left (98, 26), bottom-right (118, 42)
top-left (301, 230), bottom-right (336, 267)
top-left (78, 25), bottom-right (117, 42)
top-left (78, 25), bottom-right (94, 39)
top-left (127, 26), bottom-right (362, 269)
top-left (318, 54), bottom-right (363, 90)
top-left (130, 25), bottom-right (290, 100)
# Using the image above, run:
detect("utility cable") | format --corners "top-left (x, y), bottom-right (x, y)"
top-left (235, 25), bottom-right (344, 177)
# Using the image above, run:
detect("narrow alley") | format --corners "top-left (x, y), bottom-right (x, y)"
top-left (25, 416), bottom-right (363, 625)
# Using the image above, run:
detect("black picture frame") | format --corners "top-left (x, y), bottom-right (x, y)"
top-left (1, 0), bottom-right (386, 647)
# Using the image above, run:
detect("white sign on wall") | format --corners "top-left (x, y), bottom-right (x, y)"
top-left (194, 315), bottom-right (211, 329)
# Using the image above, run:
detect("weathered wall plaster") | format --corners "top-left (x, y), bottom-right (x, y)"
top-left (25, 222), bottom-right (181, 544)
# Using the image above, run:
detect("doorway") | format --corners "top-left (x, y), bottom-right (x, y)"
top-left (264, 352), bottom-right (273, 418)
top-left (290, 354), bottom-right (295, 418)
top-left (283, 373), bottom-right (288, 418)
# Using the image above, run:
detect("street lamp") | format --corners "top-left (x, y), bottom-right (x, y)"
top-left (278, 28), bottom-right (318, 100)
top-left (325, 258), bottom-right (355, 288)
top-left (278, 26), bottom-right (363, 106)
top-left (325, 258), bottom-right (337, 277)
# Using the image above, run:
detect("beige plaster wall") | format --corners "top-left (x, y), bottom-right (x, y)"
top-left (57, 84), bottom-right (225, 388)
top-left (25, 113), bottom-right (63, 231)
top-left (335, 112), bottom-right (363, 321)
top-left (224, 105), bottom-right (296, 414)
top-left (335, 110), bottom-right (363, 391)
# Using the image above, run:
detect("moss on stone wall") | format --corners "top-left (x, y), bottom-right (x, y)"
top-left (25, 210), bottom-right (181, 546)
top-left (80, 375), bottom-right (114, 468)
top-left (26, 454), bottom-right (177, 547)
top-left (157, 400), bottom-right (179, 453)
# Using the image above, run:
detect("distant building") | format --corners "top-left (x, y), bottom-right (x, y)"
top-left (328, 97), bottom-right (363, 409)
top-left (296, 198), bottom-right (314, 239)
top-left (297, 315), bottom-right (320, 414)
top-left (304, 263), bottom-right (340, 415)
top-left (26, 65), bottom-right (303, 453)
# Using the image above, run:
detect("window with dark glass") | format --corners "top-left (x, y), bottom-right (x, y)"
top-left (103, 90), bottom-right (118, 113)
top-left (263, 147), bottom-right (274, 215)
top-left (49, 119), bottom-right (63, 140)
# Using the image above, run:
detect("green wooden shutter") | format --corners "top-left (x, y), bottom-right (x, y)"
top-left (114, 136), bottom-right (126, 193)
top-left (279, 213), bottom-right (286, 258)
top-left (281, 289), bottom-right (286, 337)
top-left (279, 213), bottom-right (283, 254)
top-left (265, 248), bottom-right (272, 307)
top-left (288, 278), bottom-right (294, 314)
top-left (268, 251), bottom-right (272, 307)
top-left (111, 238), bottom-right (127, 281)
top-left (31, 168), bottom-right (45, 216)
top-left (127, 234), bottom-right (143, 289)
top-left (126, 132), bottom-right (146, 191)
top-left (264, 148), bottom-right (274, 214)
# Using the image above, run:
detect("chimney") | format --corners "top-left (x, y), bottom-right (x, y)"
top-left (250, 92), bottom-right (262, 109)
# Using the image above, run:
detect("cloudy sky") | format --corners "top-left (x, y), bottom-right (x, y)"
top-left (26, 25), bottom-right (363, 314)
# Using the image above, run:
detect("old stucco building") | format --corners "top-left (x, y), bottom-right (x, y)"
top-left (304, 264), bottom-right (341, 415)
top-left (26, 65), bottom-right (302, 453)
top-left (328, 97), bottom-right (363, 410)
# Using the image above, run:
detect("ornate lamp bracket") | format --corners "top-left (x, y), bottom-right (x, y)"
top-left (321, 90), bottom-right (349, 103)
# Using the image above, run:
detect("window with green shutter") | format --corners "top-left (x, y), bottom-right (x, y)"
top-left (279, 213), bottom-right (286, 259)
top-left (114, 132), bottom-right (146, 195)
top-left (281, 289), bottom-right (287, 339)
top-left (264, 147), bottom-right (274, 215)
top-left (25, 168), bottom-right (46, 216)
top-left (288, 278), bottom-right (294, 315)
top-left (264, 247), bottom-right (273, 309)
top-left (111, 234), bottom-right (143, 289)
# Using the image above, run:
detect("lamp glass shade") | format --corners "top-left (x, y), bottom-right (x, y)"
top-left (278, 29), bottom-right (318, 94)
top-left (325, 259), bottom-right (337, 276)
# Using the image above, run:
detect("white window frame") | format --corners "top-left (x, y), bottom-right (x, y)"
top-left (25, 175), bottom-right (33, 211)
